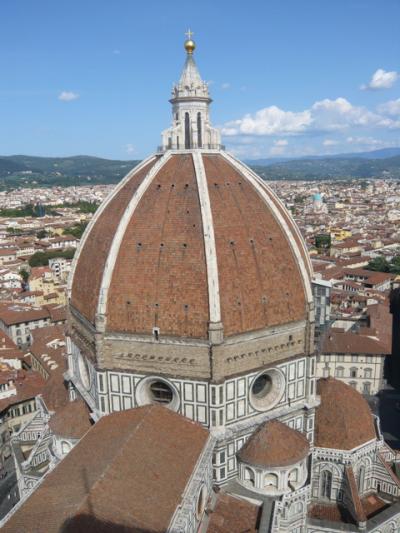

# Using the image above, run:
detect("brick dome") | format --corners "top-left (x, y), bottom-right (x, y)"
top-left (238, 419), bottom-right (310, 467)
top-left (315, 378), bottom-right (376, 450)
top-left (69, 151), bottom-right (312, 341)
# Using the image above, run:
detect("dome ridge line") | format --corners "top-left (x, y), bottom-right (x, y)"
top-left (220, 151), bottom-right (314, 307)
top-left (256, 180), bottom-right (313, 277)
top-left (95, 152), bottom-right (173, 330)
top-left (67, 153), bottom-right (158, 300)
top-left (192, 151), bottom-right (223, 343)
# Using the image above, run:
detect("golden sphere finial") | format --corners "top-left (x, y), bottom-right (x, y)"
top-left (184, 28), bottom-right (195, 54)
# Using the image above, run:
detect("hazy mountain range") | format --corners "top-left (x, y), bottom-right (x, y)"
top-left (0, 148), bottom-right (399, 188)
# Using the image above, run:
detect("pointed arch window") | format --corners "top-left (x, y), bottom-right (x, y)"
top-left (358, 465), bottom-right (366, 492)
top-left (321, 470), bottom-right (332, 499)
top-left (197, 112), bottom-right (202, 148)
top-left (185, 112), bottom-right (191, 149)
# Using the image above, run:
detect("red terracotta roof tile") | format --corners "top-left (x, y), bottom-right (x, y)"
top-left (315, 378), bottom-right (376, 450)
top-left (238, 419), bottom-right (309, 468)
top-left (2, 405), bottom-right (209, 533)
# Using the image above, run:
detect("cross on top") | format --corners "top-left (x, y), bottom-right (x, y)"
top-left (185, 28), bottom-right (194, 40)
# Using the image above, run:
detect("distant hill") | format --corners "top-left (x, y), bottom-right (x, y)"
top-left (0, 149), bottom-right (399, 188)
top-left (252, 154), bottom-right (400, 181)
top-left (0, 155), bottom-right (139, 188)
top-left (246, 147), bottom-right (400, 166)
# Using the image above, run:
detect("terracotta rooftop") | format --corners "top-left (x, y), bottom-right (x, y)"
top-left (2, 405), bottom-right (209, 533)
top-left (0, 303), bottom-right (50, 326)
top-left (308, 503), bottom-right (355, 524)
top-left (45, 304), bottom-right (67, 323)
top-left (315, 378), bottom-right (376, 451)
top-left (0, 329), bottom-right (21, 360)
top-left (207, 492), bottom-right (260, 533)
top-left (29, 325), bottom-right (66, 373)
top-left (237, 419), bottom-right (310, 468)
top-left (48, 398), bottom-right (92, 439)
top-left (322, 330), bottom-right (390, 356)
top-left (40, 364), bottom-right (69, 413)
top-left (345, 465), bottom-right (366, 523)
top-left (0, 370), bottom-right (45, 414)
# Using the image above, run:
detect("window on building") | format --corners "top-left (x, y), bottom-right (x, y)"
top-left (196, 485), bottom-right (207, 519)
top-left (61, 441), bottom-right (71, 454)
top-left (323, 367), bottom-right (330, 378)
top-left (264, 472), bottom-right (279, 491)
top-left (288, 468), bottom-right (298, 484)
top-left (335, 367), bottom-right (344, 378)
top-left (197, 112), bottom-right (202, 148)
top-left (244, 467), bottom-right (255, 486)
top-left (363, 382), bottom-right (371, 395)
top-left (149, 381), bottom-right (173, 405)
top-left (351, 355), bottom-right (358, 363)
top-left (321, 470), bottom-right (332, 499)
top-left (337, 354), bottom-right (344, 362)
top-left (185, 112), bottom-right (191, 149)
top-left (350, 368), bottom-right (357, 378)
top-left (358, 465), bottom-right (366, 492)
top-left (349, 381), bottom-right (357, 389)
top-left (364, 368), bottom-right (372, 379)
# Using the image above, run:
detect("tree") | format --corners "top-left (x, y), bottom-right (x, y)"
top-left (28, 248), bottom-right (75, 267)
top-left (20, 269), bottom-right (30, 283)
top-left (315, 234), bottom-right (331, 252)
top-left (63, 222), bottom-right (88, 239)
top-left (367, 256), bottom-right (390, 273)
top-left (389, 256), bottom-right (400, 275)
top-left (36, 229), bottom-right (48, 239)
top-left (6, 227), bottom-right (23, 235)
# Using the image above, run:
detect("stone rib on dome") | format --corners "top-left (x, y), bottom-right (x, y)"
top-left (69, 156), bottom-right (159, 324)
top-left (70, 150), bottom-right (312, 340)
top-left (237, 419), bottom-right (310, 468)
top-left (315, 378), bottom-right (377, 451)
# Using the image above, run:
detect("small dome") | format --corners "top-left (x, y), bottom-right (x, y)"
top-left (315, 378), bottom-right (376, 450)
top-left (237, 419), bottom-right (310, 468)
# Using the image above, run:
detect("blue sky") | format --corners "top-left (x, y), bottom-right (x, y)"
top-left (1, 0), bottom-right (399, 160)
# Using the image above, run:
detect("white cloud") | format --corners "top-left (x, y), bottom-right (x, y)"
top-left (58, 91), bottom-right (79, 102)
top-left (221, 106), bottom-right (312, 136)
top-left (221, 97), bottom-right (400, 138)
top-left (378, 98), bottom-right (400, 116)
top-left (221, 82), bottom-right (230, 90)
top-left (125, 143), bottom-right (136, 154)
top-left (270, 139), bottom-right (289, 155)
top-left (310, 97), bottom-right (395, 130)
top-left (361, 68), bottom-right (398, 90)
top-left (346, 136), bottom-right (385, 146)
top-left (323, 139), bottom-right (339, 146)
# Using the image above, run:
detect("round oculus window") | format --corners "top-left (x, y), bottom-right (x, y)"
top-left (149, 381), bottom-right (174, 405)
top-left (78, 353), bottom-right (90, 390)
top-left (196, 484), bottom-right (208, 519)
top-left (250, 368), bottom-right (285, 411)
top-left (136, 377), bottom-right (180, 411)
